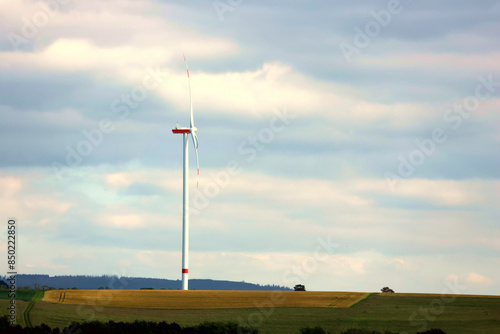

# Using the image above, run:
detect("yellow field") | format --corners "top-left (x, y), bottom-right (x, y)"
top-left (42, 290), bottom-right (370, 309)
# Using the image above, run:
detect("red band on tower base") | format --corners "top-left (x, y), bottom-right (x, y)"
top-left (182, 269), bottom-right (188, 274)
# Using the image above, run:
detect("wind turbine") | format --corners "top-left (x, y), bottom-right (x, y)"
top-left (172, 55), bottom-right (199, 290)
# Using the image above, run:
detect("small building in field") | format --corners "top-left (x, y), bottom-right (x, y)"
top-left (294, 284), bottom-right (306, 291)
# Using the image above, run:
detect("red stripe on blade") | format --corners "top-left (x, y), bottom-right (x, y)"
top-left (182, 269), bottom-right (188, 274)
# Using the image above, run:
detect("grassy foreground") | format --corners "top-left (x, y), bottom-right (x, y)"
top-left (1, 290), bottom-right (499, 333)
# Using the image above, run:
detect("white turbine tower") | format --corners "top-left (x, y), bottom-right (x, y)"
top-left (172, 55), bottom-right (199, 290)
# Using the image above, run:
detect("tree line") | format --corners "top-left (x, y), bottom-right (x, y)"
top-left (0, 275), bottom-right (291, 291)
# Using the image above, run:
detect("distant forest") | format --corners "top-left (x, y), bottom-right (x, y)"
top-left (1, 274), bottom-right (292, 291)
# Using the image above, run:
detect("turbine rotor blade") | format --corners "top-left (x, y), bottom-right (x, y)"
top-left (190, 132), bottom-right (199, 188)
top-left (191, 129), bottom-right (199, 149)
top-left (183, 54), bottom-right (194, 128)
top-left (183, 54), bottom-right (198, 188)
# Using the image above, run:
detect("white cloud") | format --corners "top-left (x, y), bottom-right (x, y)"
top-left (1, 41), bottom-right (435, 126)
top-left (154, 61), bottom-right (437, 125)
top-left (359, 52), bottom-right (500, 72)
top-left (0, 36), bottom-right (234, 75)
top-left (466, 272), bottom-right (495, 286)
top-left (0, 174), bottom-right (22, 193)
top-left (0, 172), bottom-right (74, 229)
top-left (355, 179), bottom-right (498, 207)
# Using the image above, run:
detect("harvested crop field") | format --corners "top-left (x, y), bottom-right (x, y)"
top-left (42, 290), bottom-right (371, 309)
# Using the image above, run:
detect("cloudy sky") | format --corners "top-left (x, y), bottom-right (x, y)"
top-left (0, 0), bottom-right (499, 294)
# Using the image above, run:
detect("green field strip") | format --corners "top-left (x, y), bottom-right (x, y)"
top-left (0, 289), bottom-right (37, 301)
top-left (349, 292), bottom-right (378, 308)
top-left (23, 290), bottom-right (44, 328)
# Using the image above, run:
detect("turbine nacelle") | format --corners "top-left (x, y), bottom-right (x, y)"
top-left (172, 127), bottom-right (191, 134)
